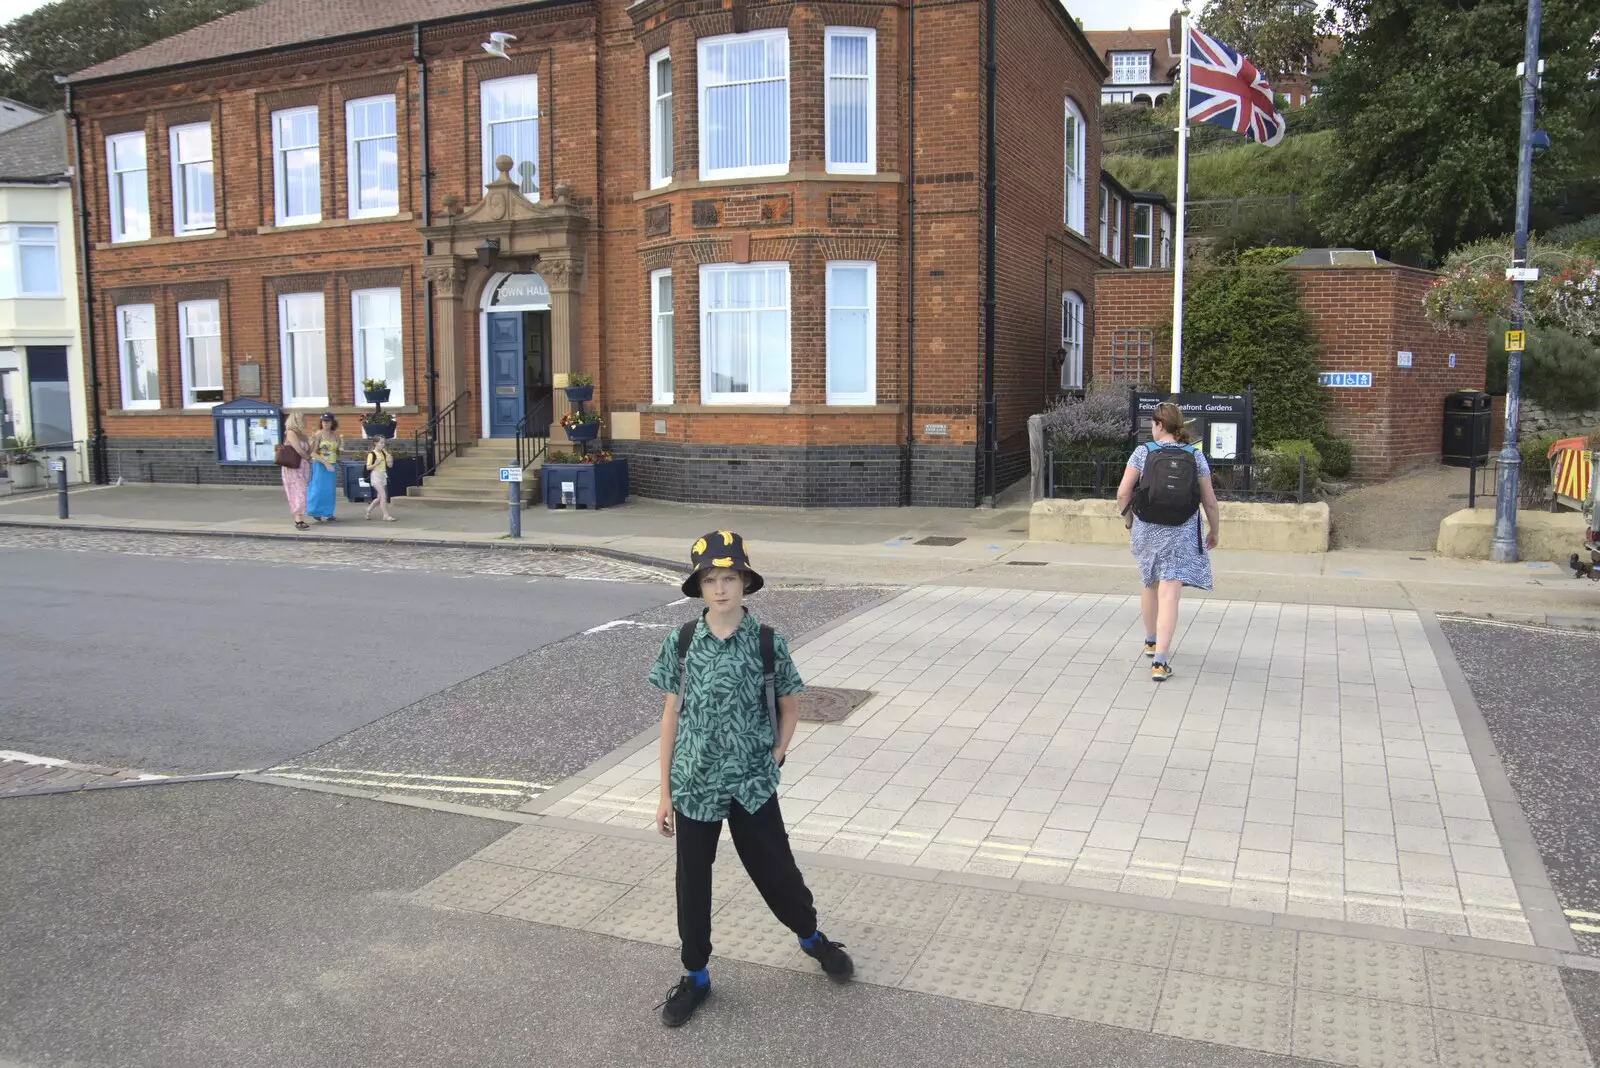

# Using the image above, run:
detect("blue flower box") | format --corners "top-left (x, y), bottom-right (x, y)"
top-left (542, 458), bottom-right (629, 510)
top-left (564, 421), bottom-right (600, 443)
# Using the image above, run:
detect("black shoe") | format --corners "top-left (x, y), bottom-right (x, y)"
top-left (658, 975), bottom-right (710, 1027)
top-left (801, 932), bottom-right (854, 981)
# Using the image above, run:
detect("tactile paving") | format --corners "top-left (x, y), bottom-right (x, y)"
top-left (1022, 951), bottom-right (1166, 1030)
top-left (1291, 989), bottom-right (1438, 1068)
top-left (472, 825), bottom-right (595, 871)
top-left (833, 874), bottom-right (961, 933)
top-left (412, 860), bottom-right (543, 913)
top-left (1425, 950), bottom-right (1578, 1028)
top-left (1167, 916), bottom-right (1297, 986)
top-left (900, 938), bottom-right (1047, 1009)
top-left (1432, 1010), bottom-right (1592, 1068)
top-left (793, 864), bottom-right (866, 910)
top-left (786, 916), bottom-right (930, 988)
top-left (492, 872), bottom-right (629, 928)
top-left (551, 836), bottom-right (671, 885)
top-left (708, 902), bottom-right (808, 969)
top-left (1154, 971), bottom-right (1293, 1055)
top-left (584, 886), bottom-right (679, 946)
top-left (935, 888), bottom-right (1067, 949)
top-left (1050, 900), bottom-right (1179, 969)
top-left (1296, 932), bottom-right (1429, 1006)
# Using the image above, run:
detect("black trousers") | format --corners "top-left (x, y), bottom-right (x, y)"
top-left (675, 794), bottom-right (818, 972)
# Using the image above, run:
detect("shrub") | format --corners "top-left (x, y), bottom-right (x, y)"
top-left (1312, 435), bottom-right (1353, 478)
top-left (1520, 433), bottom-right (1565, 479)
top-left (1182, 261), bottom-right (1325, 444)
top-left (1258, 439), bottom-right (1322, 495)
top-left (1041, 383), bottom-right (1132, 462)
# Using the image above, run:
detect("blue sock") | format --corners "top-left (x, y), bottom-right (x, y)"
top-left (799, 930), bottom-right (822, 950)
top-left (1145, 634), bottom-right (1157, 645)
top-left (686, 967), bottom-right (709, 987)
top-left (1153, 654), bottom-right (1168, 666)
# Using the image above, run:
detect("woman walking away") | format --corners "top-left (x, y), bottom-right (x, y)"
top-left (306, 412), bottom-right (341, 523)
top-left (279, 413), bottom-right (312, 530)
top-left (365, 436), bottom-right (397, 522)
top-left (1116, 401), bottom-right (1221, 681)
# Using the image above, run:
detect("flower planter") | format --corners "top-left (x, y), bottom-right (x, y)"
top-left (564, 421), bottom-right (600, 443)
top-left (564, 384), bottom-right (594, 403)
top-left (364, 387), bottom-right (392, 404)
top-left (363, 422), bottom-right (398, 440)
top-left (542, 458), bottom-right (629, 510)
top-left (9, 463), bottom-right (39, 490)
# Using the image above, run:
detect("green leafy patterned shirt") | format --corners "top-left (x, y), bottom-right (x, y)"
top-left (648, 611), bottom-right (805, 823)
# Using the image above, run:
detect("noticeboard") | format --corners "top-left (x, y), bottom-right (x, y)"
top-left (212, 398), bottom-right (283, 466)
top-left (1132, 391), bottom-right (1254, 465)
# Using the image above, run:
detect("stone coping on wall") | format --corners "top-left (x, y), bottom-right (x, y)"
top-left (1031, 498), bottom-right (1331, 553)
top-left (1437, 508), bottom-right (1584, 566)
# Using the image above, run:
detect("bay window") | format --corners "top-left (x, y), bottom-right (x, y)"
top-left (649, 52), bottom-right (673, 188)
top-left (825, 28), bottom-right (875, 174)
top-left (700, 263), bottom-right (789, 404)
top-left (1060, 291), bottom-right (1085, 390)
top-left (698, 30), bottom-right (789, 180)
top-left (1111, 52), bottom-right (1151, 84)
top-left (1133, 204), bottom-right (1154, 268)
top-left (825, 261), bottom-right (875, 405)
top-left (651, 269), bottom-right (674, 404)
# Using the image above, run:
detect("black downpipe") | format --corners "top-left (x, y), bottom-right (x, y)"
top-left (64, 84), bottom-right (106, 484)
top-left (901, 3), bottom-right (917, 507)
top-left (981, 0), bottom-right (998, 506)
top-left (414, 25), bottom-right (438, 451)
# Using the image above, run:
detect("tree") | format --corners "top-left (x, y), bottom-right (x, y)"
top-left (1197, 0), bottom-right (1321, 80)
top-left (0, 0), bottom-right (259, 110)
top-left (1311, 0), bottom-right (1600, 266)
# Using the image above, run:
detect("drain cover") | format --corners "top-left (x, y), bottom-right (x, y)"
top-left (801, 687), bottom-right (873, 722)
top-left (915, 536), bottom-right (966, 547)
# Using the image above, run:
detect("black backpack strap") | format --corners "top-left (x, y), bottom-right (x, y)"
top-left (760, 625), bottom-right (785, 767)
top-left (673, 620), bottom-right (696, 712)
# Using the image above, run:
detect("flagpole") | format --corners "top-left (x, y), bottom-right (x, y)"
top-left (1170, 9), bottom-right (1191, 394)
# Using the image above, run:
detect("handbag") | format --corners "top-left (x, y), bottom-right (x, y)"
top-left (274, 442), bottom-right (302, 469)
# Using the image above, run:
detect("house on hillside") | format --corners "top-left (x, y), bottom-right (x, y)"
top-left (64, 0), bottom-right (1114, 506)
top-left (1085, 16), bottom-right (1336, 109)
top-left (0, 111), bottom-right (89, 482)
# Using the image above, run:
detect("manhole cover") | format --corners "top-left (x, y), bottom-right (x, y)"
top-left (915, 536), bottom-right (966, 547)
top-left (801, 687), bottom-right (873, 722)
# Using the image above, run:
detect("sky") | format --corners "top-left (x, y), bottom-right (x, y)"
top-left (1071, 0), bottom-right (1183, 31)
top-left (0, 0), bottom-right (50, 24)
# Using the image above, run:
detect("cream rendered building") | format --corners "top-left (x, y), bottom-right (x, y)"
top-left (0, 108), bottom-right (88, 487)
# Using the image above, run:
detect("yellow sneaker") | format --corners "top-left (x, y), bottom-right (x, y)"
top-left (1151, 661), bottom-right (1172, 682)
top-left (1143, 640), bottom-right (1158, 658)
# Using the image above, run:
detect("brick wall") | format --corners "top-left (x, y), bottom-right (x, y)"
top-left (1094, 265), bottom-right (1488, 480)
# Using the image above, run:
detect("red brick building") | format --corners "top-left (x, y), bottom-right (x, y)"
top-left (67, 0), bottom-right (1110, 506)
top-left (1091, 252), bottom-right (1489, 480)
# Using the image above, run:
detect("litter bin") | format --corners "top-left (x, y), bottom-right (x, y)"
top-left (341, 459), bottom-right (375, 502)
top-left (1442, 391), bottom-right (1492, 468)
top-left (385, 455), bottom-right (420, 500)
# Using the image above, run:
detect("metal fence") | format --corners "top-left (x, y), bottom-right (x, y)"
top-left (1463, 458), bottom-right (1556, 512)
top-left (1047, 449), bottom-right (1308, 505)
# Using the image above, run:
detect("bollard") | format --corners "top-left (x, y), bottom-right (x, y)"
top-left (507, 475), bottom-right (521, 539)
top-left (53, 460), bottom-right (68, 519)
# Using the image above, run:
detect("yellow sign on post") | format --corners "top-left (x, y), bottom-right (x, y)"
top-left (1505, 329), bottom-right (1526, 352)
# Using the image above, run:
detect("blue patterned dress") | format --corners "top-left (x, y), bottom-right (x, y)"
top-left (1128, 442), bottom-right (1213, 590)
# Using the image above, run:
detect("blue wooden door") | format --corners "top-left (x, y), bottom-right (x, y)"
top-left (487, 312), bottom-right (524, 438)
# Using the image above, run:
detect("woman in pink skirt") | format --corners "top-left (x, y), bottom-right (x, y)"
top-left (281, 412), bottom-right (312, 530)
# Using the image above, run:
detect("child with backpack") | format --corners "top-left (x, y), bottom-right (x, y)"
top-left (1116, 402), bottom-right (1222, 682)
top-left (647, 531), bottom-right (853, 1027)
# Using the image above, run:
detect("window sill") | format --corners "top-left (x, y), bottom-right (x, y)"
top-left (257, 213), bottom-right (414, 235)
top-left (634, 403), bottom-right (905, 415)
top-left (97, 229), bottom-right (230, 252)
top-left (634, 166), bottom-right (904, 202)
top-left (109, 404), bottom-right (421, 417)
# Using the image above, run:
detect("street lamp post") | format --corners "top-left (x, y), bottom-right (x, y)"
top-left (1488, 0), bottom-right (1543, 563)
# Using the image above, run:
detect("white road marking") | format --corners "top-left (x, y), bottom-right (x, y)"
top-left (0, 750), bottom-right (72, 767)
top-left (273, 765), bottom-right (548, 789)
top-left (266, 772), bottom-right (528, 797)
top-left (582, 619), bottom-right (673, 635)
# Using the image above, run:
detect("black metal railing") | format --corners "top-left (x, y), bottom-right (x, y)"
top-left (414, 390), bottom-right (470, 477)
top-left (1046, 447), bottom-right (1308, 505)
top-left (1465, 457), bottom-right (1555, 511)
top-left (516, 393), bottom-right (553, 471)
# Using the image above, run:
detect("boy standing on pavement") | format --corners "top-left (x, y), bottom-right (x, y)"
top-left (649, 531), bottom-right (854, 1027)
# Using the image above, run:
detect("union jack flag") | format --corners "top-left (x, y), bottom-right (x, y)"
top-left (1185, 25), bottom-right (1286, 147)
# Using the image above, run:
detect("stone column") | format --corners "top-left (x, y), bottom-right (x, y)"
top-left (542, 254), bottom-right (585, 441)
top-left (424, 260), bottom-right (468, 437)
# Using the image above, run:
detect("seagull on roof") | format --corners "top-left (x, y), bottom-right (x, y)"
top-left (482, 32), bottom-right (517, 60)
